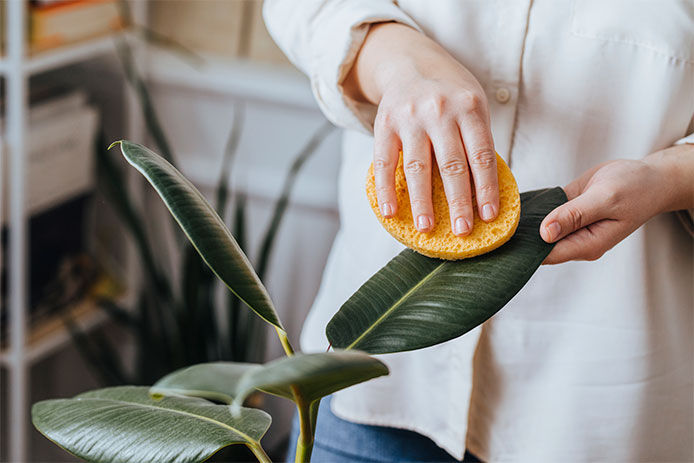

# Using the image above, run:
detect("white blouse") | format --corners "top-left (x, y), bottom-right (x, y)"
top-left (264, 1), bottom-right (694, 461)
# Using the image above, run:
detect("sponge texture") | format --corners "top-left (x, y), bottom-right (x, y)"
top-left (366, 153), bottom-right (520, 260)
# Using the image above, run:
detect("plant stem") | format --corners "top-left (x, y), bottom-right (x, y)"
top-left (247, 443), bottom-right (272, 463)
top-left (277, 328), bottom-right (295, 357)
top-left (309, 400), bottom-right (320, 436)
top-left (293, 391), bottom-right (314, 463)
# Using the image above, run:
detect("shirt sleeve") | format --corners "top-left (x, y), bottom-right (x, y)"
top-left (673, 116), bottom-right (694, 236)
top-left (263, 0), bottom-right (421, 133)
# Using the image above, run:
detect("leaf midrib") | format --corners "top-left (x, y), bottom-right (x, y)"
top-left (77, 398), bottom-right (258, 444)
top-left (346, 261), bottom-right (447, 349)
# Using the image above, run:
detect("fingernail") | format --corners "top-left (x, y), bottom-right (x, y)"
top-left (417, 215), bottom-right (432, 232)
top-left (546, 221), bottom-right (561, 241)
top-left (454, 217), bottom-right (471, 236)
top-left (482, 203), bottom-right (496, 221)
top-left (380, 202), bottom-right (393, 217)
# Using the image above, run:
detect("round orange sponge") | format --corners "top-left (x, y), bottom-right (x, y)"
top-left (366, 153), bottom-right (520, 260)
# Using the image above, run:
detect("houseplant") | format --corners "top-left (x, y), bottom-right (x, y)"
top-left (33, 140), bottom-right (566, 462)
top-left (69, 25), bottom-right (336, 387)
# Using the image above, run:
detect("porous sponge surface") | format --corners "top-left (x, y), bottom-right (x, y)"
top-left (366, 153), bottom-right (520, 260)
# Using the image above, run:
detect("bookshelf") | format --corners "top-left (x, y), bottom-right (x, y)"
top-left (0, 288), bottom-right (110, 367)
top-left (0, 31), bottom-right (129, 76)
top-left (1, 2), bottom-right (147, 461)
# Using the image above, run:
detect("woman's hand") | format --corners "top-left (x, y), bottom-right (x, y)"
top-left (541, 145), bottom-right (694, 264)
top-left (344, 23), bottom-right (498, 235)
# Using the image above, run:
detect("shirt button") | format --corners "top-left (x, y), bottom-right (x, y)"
top-left (495, 87), bottom-right (511, 104)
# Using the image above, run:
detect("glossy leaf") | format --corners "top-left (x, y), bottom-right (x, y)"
top-left (232, 351), bottom-right (389, 411)
top-left (112, 140), bottom-right (284, 331)
top-left (31, 386), bottom-right (271, 463)
top-left (326, 187), bottom-right (567, 354)
top-left (151, 362), bottom-right (261, 404)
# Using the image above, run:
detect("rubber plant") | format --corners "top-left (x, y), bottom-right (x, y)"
top-left (69, 25), bottom-right (336, 386)
top-left (32, 140), bottom-right (567, 462)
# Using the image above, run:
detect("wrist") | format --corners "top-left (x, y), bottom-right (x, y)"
top-left (643, 144), bottom-right (694, 212)
top-left (346, 22), bottom-right (429, 105)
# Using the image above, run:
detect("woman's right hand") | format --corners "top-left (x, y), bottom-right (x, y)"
top-left (344, 22), bottom-right (498, 235)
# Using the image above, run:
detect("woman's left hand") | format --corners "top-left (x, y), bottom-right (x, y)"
top-left (540, 145), bottom-right (694, 265)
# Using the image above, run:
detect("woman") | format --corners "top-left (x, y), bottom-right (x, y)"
top-left (264, 1), bottom-right (694, 461)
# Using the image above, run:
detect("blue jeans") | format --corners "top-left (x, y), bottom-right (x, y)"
top-left (285, 399), bottom-right (479, 462)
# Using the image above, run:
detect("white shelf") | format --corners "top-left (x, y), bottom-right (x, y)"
top-left (146, 48), bottom-right (317, 110)
top-left (0, 31), bottom-right (127, 76)
top-left (0, 297), bottom-right (108, 367)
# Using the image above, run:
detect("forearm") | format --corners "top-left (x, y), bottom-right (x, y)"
top-left (643, 143), bottom-right (694, 212)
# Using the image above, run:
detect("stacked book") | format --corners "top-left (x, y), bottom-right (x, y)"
top-left (29, 0), bottom-right (124, 53)
top-left (1, 89), bottom-right (99, 327)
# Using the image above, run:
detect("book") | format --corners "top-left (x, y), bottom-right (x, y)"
top-left (148, 0), bottom-right (244, 59)
top-left (1, 92), bottom-right (98, 222)
top-left (29, 0), bottom-right (124, 53)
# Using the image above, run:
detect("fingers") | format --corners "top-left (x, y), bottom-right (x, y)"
top-left (373, 124), bottom-right (400, 218)
top-left (457, 98), bottom-right (498, 222)
top-left (430, 123), bottom-right (474, 236)
top-left (540, 187), bottom-right (611, 243)
top-left (543, 219), bottom-right (624, 264)
top-left (402, 134), bottom-right (434, 232)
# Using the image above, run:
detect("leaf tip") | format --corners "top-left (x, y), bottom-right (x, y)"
top-left (108, 140), bottom-right (123, 151)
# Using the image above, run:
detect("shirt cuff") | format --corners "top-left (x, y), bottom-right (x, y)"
top-left (673, 132), bottom-right (694, 236)
top-left (674, 132), bottom-right (694, 145)
top-left (309, 1), bottom-right (421, 134)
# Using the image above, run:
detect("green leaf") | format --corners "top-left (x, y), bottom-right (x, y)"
top-left (232, 351), bottom-right (389, 411)
top-left (112, 140), bottom-right (284, 331)
top-left (31, 386), bottom-right (271, 463)
top-left (95, 133), bottom-right (171, 302)
top-left (151, 362), bottom-right (262, 404)
top-left (150, 352), bottom-right (388, 412)
top-left (326, 187), bottom-right (568, 354)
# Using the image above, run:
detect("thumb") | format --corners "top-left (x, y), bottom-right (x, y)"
top-left (540, 187), bottom-right (608, 243)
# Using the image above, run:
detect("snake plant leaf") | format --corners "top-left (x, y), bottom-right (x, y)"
top-left (31, 386), bottom-right (271, 463)
top-left (111, 140), bottom-right (284, 331)
top-left (231, 351), bottom-right (389, 412)
top-left (151, 362), bottom-right (262, 404)
top-left (326, 187), bottom-right (567, 354)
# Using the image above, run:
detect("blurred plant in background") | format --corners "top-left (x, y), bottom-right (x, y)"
top-left (67, 22), bottom-right (334, 387)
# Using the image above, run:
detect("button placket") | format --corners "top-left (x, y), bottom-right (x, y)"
top-left (488, 0), bottom-right (532, 164)
top-left (495, 87), bottom-right (511, 104)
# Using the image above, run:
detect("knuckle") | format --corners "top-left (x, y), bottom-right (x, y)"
top-left (404, 102), bottom-right (416, 116)
top-left (602, 187), bottom-right (621, 207)
top-left (565, 206), bottom-right (584, 230)
top-left (439, 159), bottom-right (468, 177)
top-left (404, 159), bottom-right (427, 174)
top-left (459, 91), bottom-right (484, 113)
top-left (467, 149), bottom-right (496, 169)
top-left (447, 196), bottom-right (472, 211)
top-left (477, 182), bottom-right (497, 197)
top-left (375, 185), bottom-right (392, 197)
top-left (410, 197), bottom-right (431, 210)
top-left (424, 95), bottom-right (446, 117)
top-left (374, 109), bottom-right (394, 130)
top-left (584, 249), bottom-right (604, 261)
top-left (373, 158), bottom-right (394, 171)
